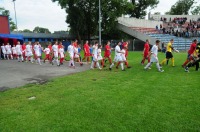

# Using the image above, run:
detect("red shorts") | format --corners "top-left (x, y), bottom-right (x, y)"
top-left (45, 54), bottom-right (50, 59)
top-left (84, 53), bottom-right (90, 57)
top-left (104, 53), bottom-right (111, 58)
top-left (144, 52), bottom-right (149, 58)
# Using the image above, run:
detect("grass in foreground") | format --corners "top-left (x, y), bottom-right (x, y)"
top-left (0, 52), bottom-right (200, 131)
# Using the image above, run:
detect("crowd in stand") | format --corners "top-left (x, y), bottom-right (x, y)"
top-left (158, 17), bottom-right (200, 38)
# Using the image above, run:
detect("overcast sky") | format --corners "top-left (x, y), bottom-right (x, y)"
top-left (0, 0), bottom-right (198, 32)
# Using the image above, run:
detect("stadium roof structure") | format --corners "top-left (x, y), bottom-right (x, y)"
top-left (0, 33), bottom-right (23, 40)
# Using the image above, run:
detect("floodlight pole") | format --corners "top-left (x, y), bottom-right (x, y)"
top-left (13, 0), bottom-right (18, 32)
top-left (99, 0), bottom-right (101, 45)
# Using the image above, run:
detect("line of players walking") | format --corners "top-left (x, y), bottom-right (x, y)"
top-left (141, 39), bottom-right (200, 72)
top-left (0, 39), bottom-right (131, 70)
top-left (1, 38), bottom-right (199, 72)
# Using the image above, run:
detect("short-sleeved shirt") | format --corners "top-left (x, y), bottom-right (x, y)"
top-left (166, 42), bottom-right (172, 52)
top-left (188, 43), bottom-right (196, 55)
top-left (144, 43), bottom-right (150, 54)
top-left (84, 44), bottom-right (90, 54)
top-left (104, 45), bottom-right (111, 56)
top-left (151, 45), bottom-right (158, 56)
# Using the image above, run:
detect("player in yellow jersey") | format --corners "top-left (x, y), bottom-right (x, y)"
top-left (160, 39), bottom-right (179, 66)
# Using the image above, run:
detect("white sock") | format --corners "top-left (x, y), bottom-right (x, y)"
top-left (71, 60), bottom-right (75, 66)
top-left (17, 56), bottom-right (20, 61)
top-left (37, 58), bottom-right (41, 65)
top-left (110, 63), bottom-right (114, 68)
top-left (145, 62), bottom-right (152, 69)
top-left (96, 62), bottom-right (100, 69)
top-left (56, 59), bottom-right (59, 65)
top-left (120, 63), bottom-right (124, 70)
top-left (30, 57), bottom-right (33, 63)
top-left (156, 62), bottom-right (161, 71)
top-left (21, 56), bottom-right (24, 61)
top-left (4, 54), bottom-right (6, 59)
top-left (91, 61), bottom-right (94, 68)
top-left (69, 60), bottom-right (72, 66)
top-left (7, 55), bottom-right (9, 60)
top-left (11, 55), bottom-right (13, 59)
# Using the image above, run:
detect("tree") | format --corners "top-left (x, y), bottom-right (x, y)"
top-left (52, 0), bottom-right (133, 41)
top-left (22, 29), bottom-right (32, 33)
top-left (0, 7), bottom-right (16, 31)
top-left (191, 4), bottom-right (200, 15)
top-left (128, 0), bottom-right (159, 19)
top-left (167, 0), bottom-right (195, 15)
top-left (33, 26), bottom-right (51, 34)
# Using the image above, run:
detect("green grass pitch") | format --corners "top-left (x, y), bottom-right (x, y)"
top-left (0, 51), bottom-right (200, 131)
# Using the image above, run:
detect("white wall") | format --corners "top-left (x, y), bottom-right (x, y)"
top-left (149, 13), bottom-right (200, 22)
top-left (118, 17), bottom-right (163, 28)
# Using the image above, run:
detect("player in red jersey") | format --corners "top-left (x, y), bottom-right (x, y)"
top-left (141, 39), bottom-right (150, 65)
top-left (82, 40), bottom-right (90, 63)
top-left (102, 41), bottom-right (112, 67)
top-left (48, 42), bottom-right (53, 63)
top-left (182, 39), bottom-right (198, 67)
top-left (22, 43), bottom-right (26, 61)
top-left (116, 41), bottom-right (131, 69)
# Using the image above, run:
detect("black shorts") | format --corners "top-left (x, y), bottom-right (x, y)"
top-left (166, 51), bottom-right (173, 59)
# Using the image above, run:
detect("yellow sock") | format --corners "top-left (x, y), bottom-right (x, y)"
top-left (161, 58), bottom-right (167, 65)
top-left (171, 58), bottom-right (175, 66)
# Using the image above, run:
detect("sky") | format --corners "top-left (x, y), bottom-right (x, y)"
top-left (0, 0), bottom-right (198, 32)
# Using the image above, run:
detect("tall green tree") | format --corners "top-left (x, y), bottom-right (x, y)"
top-left (167, 0), bottom-right (195, 15)
top-left (52, 0), bottom-right (133, 41)
top-left (33, 26), bottom-right (51, 34)
top-left (128, 0), bottom-right (159, 18)
top-left (0, 7), bottom-right (16, 31)
top-left (191, 4), bottom-right (200, 15)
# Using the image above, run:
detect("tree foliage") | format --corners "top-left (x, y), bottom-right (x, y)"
top-left (191, 4), bottom-right (200, 15)
top-left (33, 26), bottom-right (51, 34)
top-left (128, 0), bottom-right (159, 18)
top-left (167, 0), bottom-right (195, 15)
top-left (0, 7), bottom-right (16, 31)
top-left (52, 0), bottom-right (133, 40)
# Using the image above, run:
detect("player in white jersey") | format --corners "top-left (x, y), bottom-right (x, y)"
top-left (91, 42), bottom-right (102, 69)
top-left (97, 45), bottom-right (103, 67)
top-left (109, 42), bottom-right (125, 71)
top-left (52, 41), bottom-right (60, 66)
top-left (67, 42), bottom-right (75, 68)
top-left (144, 40), bottom-right (164, 72)
top-left (1, 43), bottom-right (6, 59)
top-left (43, 45), bottom-right (51, 63)
top-left (5, 43), bottom-right (13, 60)
top-left (26, 41), bottom-right (33, 63)
top-left (15, 41), bottom-right (24, 62)
top-left (34, 42), bottom-right (42, 65)
top-left (74, 45), bottom-right (83, 66)
top-left (12, 45), bottom-right (17, 59)
top-left (59, 45), bottom-right (65, 65)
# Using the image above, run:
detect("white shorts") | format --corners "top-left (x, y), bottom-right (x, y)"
top-left (92, 55), bottom-right (98, 61)
top-left (2, 50), bottom-right (6, 55)
top-left (54, 51), bottom-right (58, 58)
top-left (114, 55), bottom-right (122, 62)
top-left (17, 51), bottom-right (22, 56)
top-left (98, 56), bottom-right (103, 61)
top-left (26, 51), bottom-right (33, 57)
top-left (121, 55), bottom-right (126, 61)
top-left (150, 55), bottom-right (158, 63)
top-left (35, 51), bottom-right (41, 57)
top-left (6, 50), bottom-right (12, 54)
top-left (74, 54), bottom-right (79, 59)
top-left (69, 53), bottom-right (74, 59)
